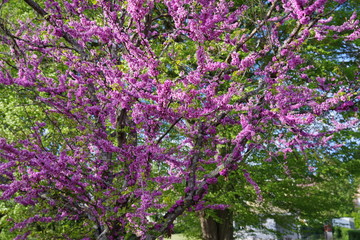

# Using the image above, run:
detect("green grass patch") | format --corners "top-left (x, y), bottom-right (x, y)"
top-left (164, 234), bottom-right (187, 240)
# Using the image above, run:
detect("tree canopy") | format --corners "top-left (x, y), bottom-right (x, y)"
top-left (0, 0), bottom-right (359, 239)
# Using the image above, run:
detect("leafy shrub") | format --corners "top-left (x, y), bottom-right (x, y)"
top-left (348, 230), bottom-right (360, 240)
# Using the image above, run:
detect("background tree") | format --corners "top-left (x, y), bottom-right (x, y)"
top-left (0, 0), bottom-right (359, 239)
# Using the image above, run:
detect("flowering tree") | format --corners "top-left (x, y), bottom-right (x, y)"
top-left (0, 0), bottom-right (359, 239)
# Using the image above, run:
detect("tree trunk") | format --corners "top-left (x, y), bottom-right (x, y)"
top-left (200, 209), bottom-right (234, 240)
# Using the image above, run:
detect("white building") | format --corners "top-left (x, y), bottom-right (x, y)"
top-left (235, 219), bottom-right (301, 240)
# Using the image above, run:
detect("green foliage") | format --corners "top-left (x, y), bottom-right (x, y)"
top-left (0, 200), bottom-right (94, 240)
top-left (333, 227), bottom-right (357, 240)
top-left (353, 211), bottom-right (360, 229)
top-left (348, 230), bottom-right (360, 240)
top-left (334, 227), bottom-right (343, 239)
top-left (173, 214), bottom-right (202, 240)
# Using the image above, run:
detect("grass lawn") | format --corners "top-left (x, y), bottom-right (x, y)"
top-left (164, 234), bottom-right (187, 240)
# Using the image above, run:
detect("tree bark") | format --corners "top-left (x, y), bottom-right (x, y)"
top-left (200, 209), bottom-right (234, 240)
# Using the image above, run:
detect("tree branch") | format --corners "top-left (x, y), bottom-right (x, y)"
top-left (156, 117), bottom-right (182, 145)
top-left (23, 0), bottom-right (86, 57)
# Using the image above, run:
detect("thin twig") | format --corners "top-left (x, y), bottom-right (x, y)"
top-left (156, 117), bottom-right (182, 145)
